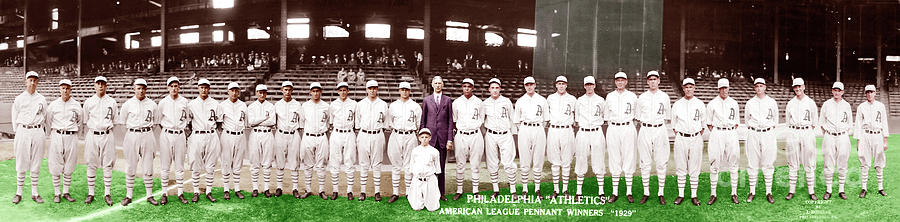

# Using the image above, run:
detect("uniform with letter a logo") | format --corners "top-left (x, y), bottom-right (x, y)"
top-left (657, 103), bottom-right (664, 115)
top-left (729, 108), bottom-right (735, 120)
top-left (595, 105), bottom-right (602, 116)
top-left (625, 103), bottom-right (632, 114)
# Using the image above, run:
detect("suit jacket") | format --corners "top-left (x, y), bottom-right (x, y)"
top-left (421, 93), bottom-right (454, 149)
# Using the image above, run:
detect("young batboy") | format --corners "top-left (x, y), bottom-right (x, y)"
top-left (407, 128), bottom-right (442, 211)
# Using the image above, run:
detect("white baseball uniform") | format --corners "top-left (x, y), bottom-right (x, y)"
top-left (636, 90), bottom-right (671, 197)
top-left (247, 99), bottom-right (276, 191)
top-left (514, 93), bottom-right (549, 194)
top-left (187, 96), bottom-right (220, 194)
top-left (785, 95), bottom-right (818, 195)
top-left (12, 91), bottom-right (47, 197)
top-left (706, 95), bottom-right (740, 196)
top-left (745, 95), bottom-right (779, 195)
top-left (819, 98), bottom-right (852, 194)
top-left (574, 93), bottom-right (605, 196)
top-left (329, 98), bottom-right (358, 194)
top-left (452, 95), bottom-right (484, 194)
top-left (604, 89), bottom-right (638, 197)
top-left (672, 96), bottom-right (705, 198)
top-left (482, 96), bottom-right (518, 194)
top-left (218, 99), bottom-right (248, 193)
top-left (156, 94), bottom-right (189, 195)
top-left (407, 144), bottom-right (441, 211)
top-left (275, 98), bottom-right (302, 191)
top-left (48, 96), bottom-right (81, 196)
top-left (547, 92), bottom-right (576, 195)
top-left (117, 96), bottom-right (157, 198)
top-left (356, 97), bottom-right (389, 195)
top-left (300, 100), bottom-right (331, 194)
top-left (388, 98), bottom-right (421, 195)
top-left (83, 94), bottom-right (118, 197)
top-left (855, 100), bottom-right (889, 191)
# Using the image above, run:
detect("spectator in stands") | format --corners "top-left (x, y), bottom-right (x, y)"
top-left (337, 67), bottom-right (348, 83)
top-left (481, 60), bottom-right (492, 70)
top-left (517, 60), bottom-right (525, 73)
top-left (452, 59), bottom-right (463, 70)
top-left (356, 68), bottom-right (366, 85)
top-left (464, 51), bottom-right (474, 69)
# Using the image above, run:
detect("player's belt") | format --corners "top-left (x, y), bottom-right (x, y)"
top-left (164, 129), bottom-right (184, 134)
top-left (253, 128), bottom-right (272, 133)
top-left (92, 130), bottom-right (110, 135)
top-left (392, 129), bottom-right (416, 135)
top-left (641, 123), bottom-right (663, 128)
top-left (22, 124), bottom-right (42, 129)
top-left (129, 127), bottom-right (151, 133)
top-left (486, 129), bottom-right (508, 135)
top-left (789, 125), bottom-right (812, 130)
top-left (749, 127), bottom-right (773, 132)
top-left (522, 122), bottom-right (541, 127)
top-left (278, 129), bottom-right (297, 134)
top-left (55, 130), bottom-right (77, 135)
top-left (417, 177), bottom-right (429, 182)
top-left (824, 130), bottom-right (847, 136)
top-left (714, 126), bottom-right (736, 131)
top-left (225, 130), bottom-right (244, 135)
top-left (457, 129), bottom-right (479, 135)
top-left (549, 124), bottom-right (571, 129)
top-left (610, 121), bottom-right (631, 126)
top-left (305, 132), bottom-right (326, 137)
top-left (865, 130), bottom-right (882, 134)
top-left (333, 129), bottom-right (353, 133)
top-left (580, 128), bottom-right (600, 132)
top-left (361, 129), bottom-right (382, 134)
top-left (193, 130), bottom-right (215, 134)
top-left (676, 131), bottom-right (701, 137)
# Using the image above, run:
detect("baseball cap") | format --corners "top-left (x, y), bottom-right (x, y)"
top-left (337, 82), bottom-right (349, 89)
top-left (792, 78), bottom-right (805, 87)
top-left (753, 78), bottom-right (766, 85)
top-left (166, 76), bottom-right (180, 85)
top-left (682, 78), bottom-right (695, 86)
top-left (94, 76), bottom-right (108, 83)
top-left (228, 82), bottom-right (240, 90)
top-left (717, 78), bottom-right (730, 88)
top-left (523, 76), bottom-right (536, 84)
top-left (584, 76), bottom-right (596, 85)
top-left (399, 82), bottom-right (411, 90)
top-left (647, 71), bottom-right (660, 78)
top-left (197, 78), bottom-right (211, 86)
top-left (256, 84), bottom-right (268, 91)
top-left (58, 79), bottom-right (72, 86)
top-left (488, 78), bottom-right (501, 86)
top-left (310, 82), bottom-right (322, 90)
top-left (614, 72), bottom-right (628, 79)
top-left (555, 76), bottom-right (568, 83)
top-left (133, 78), bottom-right (148, 86)
top-left (832, 82), bottom-right (844, 90)
top-left (282, 81), bottom-right (294, 88)
top-left (25, 71), bottom-right (39, 79)
top-left (418, 128), bottom-right (432, 136)
top-left (366, 80), bottom-right (379, 88)
top-left (462, 78), bottom-right (475, 86)
top-left (865, 85), bottom-right (876, 92)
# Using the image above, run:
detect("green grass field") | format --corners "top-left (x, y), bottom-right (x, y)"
top-left (1, 135), bottom-right (898, 221)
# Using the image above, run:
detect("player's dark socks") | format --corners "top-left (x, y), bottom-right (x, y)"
top-left (388, 195), bottom-right (399, 203)
top-left (32, 195), bottom-right (44, 204)
top-left (147, 196), bottom-right (159, 206)
top-left (707, 195), bottom-right (717, 205)
top-left (62, 193), bottom-right (75, 202)
top-left (83, 195), bottom-right (93, 204)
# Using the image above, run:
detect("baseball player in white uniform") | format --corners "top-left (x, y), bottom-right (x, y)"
top-left (187, 79), bottom-right (221, 203)
top-left (274, 81), bottom-right (303, 198)
top-left (11, 71), bottom-right (47, 204)
top-left (574, 76), bottom-right (605, 202)
top-left (156, 76), bottom-right (189, 204)
top-left (785, 78), bottom-right (819, 201)
top-left (744, 78), bottom-right (778, 204)
top-left (546, 75), bottom-right (576, 200)
top-left (604, 72), bottom-right (638, 203)
top-left (635, 71), bottom-right (670, 204)
top-left (48, 79), bottom-right (81, 203)
top-left (407, 128), bottom-right (442, 211)
top-left (481, 78), bottom-right (519, 200)
top-left (82, 76), bottom-right (118, 206)
top-left (300, 82), bottom-right (331, 200)
top-left (671, 78), bottom-right (705, 206)
top-left (514, 76), bottom-right (549, 199)
top-left (328, 82), bottom-right (358, 200)
top-left (387, 82), bottom-right (421, 203)
top-left (247, 84), bottom-right (276, 198)
top-left (218, 82), bottom-right (248, 200)
top-left (705, 78), bottom-right (741, 205)
top-left (819, 82), bottom-right (853, 200)
top-left (451, 78), bottom-right (484, 201)
top-left (117, 78), bottom-right (158, 206)
top-left (356, 80), bottom-right (389, 201)
top-left (856, 85), bottom-right (889, 198)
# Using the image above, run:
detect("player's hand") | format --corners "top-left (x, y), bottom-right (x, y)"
top-left (447, 141), bottom-right (454, 151)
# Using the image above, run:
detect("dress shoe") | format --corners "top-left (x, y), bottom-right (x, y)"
top-left (252, 190), bottom-right (259, 198)
top-left (235, 191), bottom-right (245, 199)
top-left (878, 190), bottom-right (886, 196)
top-left (574, 194), bottom-right (582, 202)
top-left (275, 188), bottom-right (283, 197)
top-left (639, 195), bottom-right (649, 204)
top-left (453, 193), bottom-right (463, 201)
top-left (192, 193), bottom-right (200, 203)
top-left (54, 195), bottom-right (61, 203)
top-left (388, 195), bottom-right (399, 203)
top-left (598, 194), bottom-right (606, 202)
top-left (673, 196), bottom-right (684, 205)
top-left (766, 194), bottom-right (774, 204)
top-left (809, 194), bottom-right (818, 201)
top-left (511, 193), bottom-right (518, 201)
top-left (33, 195), bottom-right (44, 204)
top-left (658, 196), bottom-right (666, 205)
top-left (838, 192), bottom-right (847, 200)
top-left (62, 193), bottom-right (75, 202)
top-left (83, 195), bottom-right (94, 204)
top-left (121, 197), bottom-right (131, 206)
top-left (178, 194), bottom-right (188, 204)
top-left (440, 195), bottom-right (449, 201)
top-left (12, 195), bottom-right (22, 204)
top-left (358, 193), bottom-right (367, 201)
top-left (626, 194), bottom-right (634, 203)
top-left (301, 192), bottom-right (312, 199)
top-left (549, 192), bottom-right (559, 200)
top-left (785, 193), bottom-right (794, 200)
top-left (563, 191), bottom-right (569, 198)
top-left (823, 192), bottom-right (831, 200)
top-left (608, 195), bottom-right (618, 203)
top-left (490, 192), bottom-right (500, 199)
top-left (331, 192), bottom-right (339, 200)
top-left (224, 191), bottom-right (231, 200)
top-left (691, 197), bottom-right (700, 206)
top-left (374, 193), bottom-right (383, 202)
top-left (707, 195), bottom-right (717, 205)
top-left (535, 192), bottom-right (544, 200)
top-left (731, 194), bottom-right (739, 204)
top-left (293, 190), bottom-right (301, 199)
top-left (206, 193), bottom-right (217, 202)
top-left (473, 193), bottom-right (480, 199)
top-left (860, 189), bottom-right (867, 198)
top-left (347, 192), bottom-right (354, 201)
top-left (319, 192), bottom-right (327, 200)
top-left (160, 195), bottom-right (168, 205)
top-left (147, 196), bottom-right (159, 206)
top-left (745, 193), bottom-right (755, 203)
top-left (264, 190), bottom-right (272, 198)
top-left (105, 195), bottom-right (114, 206)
